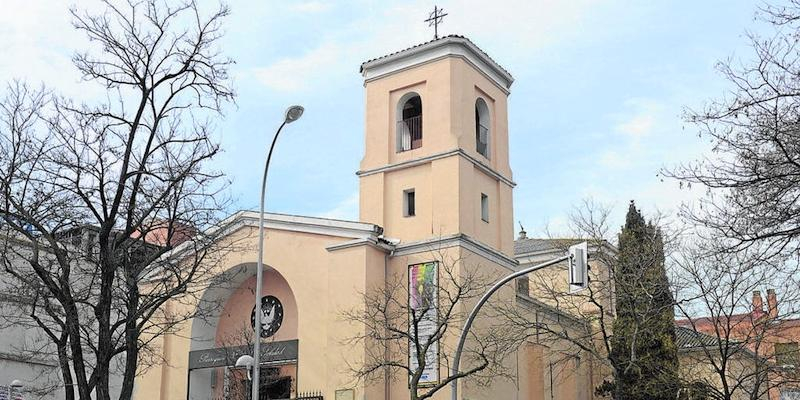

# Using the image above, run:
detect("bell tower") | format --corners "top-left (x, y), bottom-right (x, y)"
top-left (357, 36), bottom-right (516, 257)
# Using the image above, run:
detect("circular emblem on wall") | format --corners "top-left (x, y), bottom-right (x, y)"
top-left (251, 295), bottom-right (284, 338)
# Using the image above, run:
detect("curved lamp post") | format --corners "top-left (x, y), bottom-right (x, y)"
top-left (252, 105), bottom-right (304, 400)
top-left (449, 241), bottom-right (587, 400)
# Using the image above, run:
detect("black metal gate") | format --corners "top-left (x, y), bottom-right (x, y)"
top-left (294, 391), bottom-right (323, 400)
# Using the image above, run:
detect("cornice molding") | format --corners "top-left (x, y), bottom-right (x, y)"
top-left (161, 211), bottom-right (384, 265)
top-left (233, 211), bottom-right (383, 240)
top-left (391, 233), bottom-right (518, 272)
top-left (356, 149), bottom-right (515, 188)
top-left (0, 351), bottom-right (58, 367)
top-left (326, 237), bottom-right (394, 253)
top-left (361, 36), bottom-right (513, 94)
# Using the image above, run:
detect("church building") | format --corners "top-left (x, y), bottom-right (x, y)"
top-left (133, 35), bottom-right (597, 400)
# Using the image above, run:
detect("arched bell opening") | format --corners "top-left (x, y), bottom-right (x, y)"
top-left (396, 92), bottom-right (423, 152)
top-left (475, 97), bottom-right (490, 158)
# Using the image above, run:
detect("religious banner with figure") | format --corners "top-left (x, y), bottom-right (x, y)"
top-left (408, 261), bottom-right (439, 385)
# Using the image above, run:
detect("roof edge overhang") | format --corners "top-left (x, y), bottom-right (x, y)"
top-left (360, 36), bottom-right (514, 92)
top-left (514, 240), bottom-right (618, 263)
top-left (234, 210), bottom-right (383, 238)
top-left (156, 211), bottom-right (385, 266)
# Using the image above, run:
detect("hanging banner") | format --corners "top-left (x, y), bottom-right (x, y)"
top-left (408, 262), bottom-right (439, 385)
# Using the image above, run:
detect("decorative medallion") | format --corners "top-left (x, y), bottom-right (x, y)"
top-left (251, 295), bottom-right (284, 338)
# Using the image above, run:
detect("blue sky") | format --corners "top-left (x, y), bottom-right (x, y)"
top-left (0, 1), bottom-right (774, 237)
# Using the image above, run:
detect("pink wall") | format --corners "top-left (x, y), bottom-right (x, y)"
top-left (215, 267), bottom-right (299, 347)
top-left (211, 267), bottom-right (300, 398)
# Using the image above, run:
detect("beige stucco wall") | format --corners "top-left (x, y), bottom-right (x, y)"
top-left (335, 243), bottom-right (519, 400)
top-left (134, 224), bottom-right (389, 400)
top-left (359, 56), bottom-right (514, 257)
top-left (133, 222), bottom-right (598, 400)
top-left (369, 244), bottom-right (596, 400)
top-left (679, 349), bottom-right (768, 400)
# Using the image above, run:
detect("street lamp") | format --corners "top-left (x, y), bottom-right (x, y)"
top-left (252, 105), bottom-right (304, 400)
top-left (235, 355), bottom-right (255, 381)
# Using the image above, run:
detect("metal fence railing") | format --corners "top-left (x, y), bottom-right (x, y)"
top-left (295, 391), bottom-right (323, 400)
top-left (397, 115), bottom-right (423, 151)
top-left (476, 123), bottom-right (488, 156)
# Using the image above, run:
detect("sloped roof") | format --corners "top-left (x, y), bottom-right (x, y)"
top-left (675, 313), bottom-right (758, 330)
top-left (360, 34), bottom-right (511, 76)
top-left (514, 238), bottom-right (584, 255)
top-left (675, 326), bottom-right (721, 349)
top-left (359, 35), bottom-right (514, 89)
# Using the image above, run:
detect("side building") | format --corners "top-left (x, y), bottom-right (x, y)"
top-left (0, 271), bottom-right (62, 399)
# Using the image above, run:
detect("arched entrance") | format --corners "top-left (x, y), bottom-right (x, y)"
top-left (187, 263), bottom-right (299, 400)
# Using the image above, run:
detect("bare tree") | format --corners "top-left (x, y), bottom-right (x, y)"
top-left (340, 250), bottom-right (526, 400)
top-left (663, 1), bottom-right (800, 262)
top-left (658, 2), bottom-right (800, 397)
top-left (672, 237), bottom-right (800, 400)
top-left (0, 1), bottom-right (234, 399)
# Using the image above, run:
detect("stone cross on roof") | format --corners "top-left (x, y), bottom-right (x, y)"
top-left (424, 5), bottom-right (448, 40)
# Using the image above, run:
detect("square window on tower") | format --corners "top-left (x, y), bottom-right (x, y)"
top-left (404, 189), bottom-right (416, 217)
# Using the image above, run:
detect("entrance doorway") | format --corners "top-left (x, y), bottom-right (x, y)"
top-left (224, 365), bottom-right (295, 400)
top-left (187, 339), bottom-right (299, 400)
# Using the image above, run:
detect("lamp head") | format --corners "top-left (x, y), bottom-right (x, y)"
top-left (235, 355), bottom-right (255, 381)
top-left (284, 105), bottom-right (304, 124)
top-left (235, 354), bottom-right (254, 368)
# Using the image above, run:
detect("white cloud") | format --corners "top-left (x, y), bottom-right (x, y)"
top-left (288, 1), bottom-right (332, 13)
top-left (442, 0), bottom-right (597, 55)
top-left (616, 113), bottom-right (654, 139)
top-left (317, 191), bottom-right (359, 221)
top-left (0, 0), bottom-right (121, 101)
top-left (252, 42), bottom-right (342, 93)
top-left (249, 0), bottom-right (604, 94)
top-left (0, 2), bottom-right (74, 80)
top-left (613, 98), bottom-right (662, 142)
top-left (635, 179), bottom-right (702, 217)
top-left (598, 150), bottom-right (632, 170)
top-left (535, 215), bottom-right (570, 238)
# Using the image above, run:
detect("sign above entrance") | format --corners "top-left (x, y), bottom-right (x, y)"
top-left (188, 339), bottom-right (298, 370)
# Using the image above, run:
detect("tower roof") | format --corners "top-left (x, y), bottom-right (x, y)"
top-left (359, 35), bottom-right (514, 92)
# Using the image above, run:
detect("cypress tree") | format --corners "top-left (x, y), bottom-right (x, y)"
top-left (608, 201), bottom-right (679, 400)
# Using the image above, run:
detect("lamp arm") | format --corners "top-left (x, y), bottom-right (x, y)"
top-left (252, 119), bottom-right (288, 400)
top-left (450, 254), bottom-right (570, 400)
